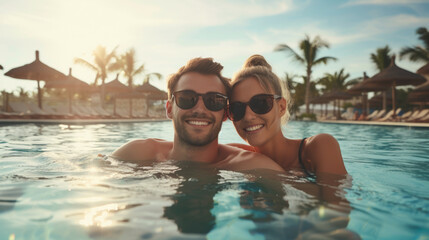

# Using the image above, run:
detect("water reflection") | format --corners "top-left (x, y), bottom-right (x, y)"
top-left (159, 161), bottom-right (359, 239)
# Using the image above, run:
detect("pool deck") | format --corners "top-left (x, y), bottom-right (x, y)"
top-left (1, 117), bottom-right (428, 128)
top-left (0, 118), bottom-right (171, 125)
top-left (319, 119), bottom-right (429, 128)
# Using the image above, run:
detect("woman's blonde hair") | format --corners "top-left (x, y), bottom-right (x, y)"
top-left (231, 54), bottom-right (292, 124)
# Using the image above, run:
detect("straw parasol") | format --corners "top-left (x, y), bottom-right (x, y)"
top-left (101, 74), bottom-right (130, 94)
top-left (347, 72), bottom-right (389, 115)
top-left (326, 90), bottom-right (359, 119)
top-left (135, 82), bottom-right (166, 95)
top-left (135, 82), bottom-right (168, 116)
top-left (417, 62), bottom-right (429, 76)
top-left (4, 50), bottom-right (66, 109)
top-left (44, 68), bottom-right (91, 113)
top-left (366, 56), bottom-right (426, 118)
top-left (369, 91), bottom-right (392, 107)
top-left (100, 74), bottom-right (131, 116)
top-left (408, 80), bottom-right (429, 105)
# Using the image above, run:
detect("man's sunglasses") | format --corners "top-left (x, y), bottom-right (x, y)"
top-left (228, 94), bottom-right (282, 121)
top-left (172, 90), bottom-right (228, 112)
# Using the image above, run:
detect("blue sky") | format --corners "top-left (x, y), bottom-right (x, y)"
top-left (1, 0), bottom-right (428, 94)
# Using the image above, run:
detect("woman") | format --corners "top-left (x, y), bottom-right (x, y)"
top-left (228, 55), bottom-right (347, 176)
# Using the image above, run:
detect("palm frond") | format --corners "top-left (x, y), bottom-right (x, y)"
top-left (274, 44), bottom-right (305, 63)
top-left (143, 72), bottom-right (163, 84)
top-left (74, 58), bottom-right (98, 73)
top-left (133, 64), bottom-right (146, 76)
top-left (313, 56), bottom-right (337, 66)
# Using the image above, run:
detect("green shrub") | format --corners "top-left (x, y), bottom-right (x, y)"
top-left (297, 113), bottom-right (317, 121)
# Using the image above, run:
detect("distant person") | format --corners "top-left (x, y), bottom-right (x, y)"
top-left (227, 55), bottom-right (347, 176)
top-left (112, 57), bottom-right (284, 172)
top-left (353, 111), bottom-right (359, 121)
top-left (357, 112), bottom-right (367, 121)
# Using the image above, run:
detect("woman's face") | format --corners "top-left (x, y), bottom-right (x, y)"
top-left (230, 77), bottom-right (285, 147)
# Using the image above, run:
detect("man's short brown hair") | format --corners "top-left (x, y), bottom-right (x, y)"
top-left (167, 57), bottom-right (231, 99)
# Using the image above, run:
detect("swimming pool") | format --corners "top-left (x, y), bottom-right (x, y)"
top-left (0, 120), bottom-right (428, 240)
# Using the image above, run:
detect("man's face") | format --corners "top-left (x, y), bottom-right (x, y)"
top-left (167, 72), bottom-right (227, 146)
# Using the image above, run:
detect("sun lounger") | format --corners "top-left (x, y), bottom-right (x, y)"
top-left (416, 113), bottom-right (429, 123)
top-left (8, 102), bottom-right (32, 115)
top-left (402, 110), bottom-right (421, 122)
top-left (0, 110), bottom-right (22, 119)
top-left (366, 110), bottom-right (379, 120)
top-left (115, 108), bottom-right (129, 118)
top-left (26, 102), bottom-right (62, 118)
top-left (91, 105), bottom-right (112, 118)
top-left (72, 105), bottom-right (95, 118)
top-left (370, 109), bottom-right (386, 121)
top-left (379, 108), bottom-right (402, 122)
top-left (406, 109), bottom-right (429, 122)
top-left (398, 110), bottom-right (413, 121)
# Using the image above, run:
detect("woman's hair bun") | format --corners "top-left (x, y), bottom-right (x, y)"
top-left (242, 54), bottom-right (272, 71)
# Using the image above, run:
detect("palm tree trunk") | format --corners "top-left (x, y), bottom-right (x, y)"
top-left (305, 69), bottom-right (311, 114)
top-left (101, 77), bottom-right (105, 108)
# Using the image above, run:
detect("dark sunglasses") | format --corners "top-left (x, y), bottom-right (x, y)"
top-left (172, 90), bottom-right (228, 112)
top-left (228, 94), bottom-right (281, 121)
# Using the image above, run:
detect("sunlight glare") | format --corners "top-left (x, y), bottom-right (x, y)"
top-left (79, 203), bottom-right (125, 227)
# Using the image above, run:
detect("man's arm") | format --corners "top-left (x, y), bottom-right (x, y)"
top-left (111, 138), bottom-right (167, 164)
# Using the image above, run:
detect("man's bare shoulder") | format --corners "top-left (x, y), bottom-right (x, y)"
top-left (111, 138), bottom-right (172, 164)
top-left (216, 144), bottom-right (285, 172)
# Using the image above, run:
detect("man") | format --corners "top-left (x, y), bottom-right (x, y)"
top-left (111, 57), bottom-right (283, 172)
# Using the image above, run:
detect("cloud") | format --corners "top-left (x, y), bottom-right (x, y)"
top-left (344, 0), bottom-right (428, 6)
top-left (360, 14), bottom-right (429, 36)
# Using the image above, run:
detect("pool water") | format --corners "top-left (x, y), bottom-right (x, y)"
top-left (0, 121), bottom-right (428, 240)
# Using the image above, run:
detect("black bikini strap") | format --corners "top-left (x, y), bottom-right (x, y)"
top-left (298, 138), bottom-right (306, 163)
top-left (298, 138), bottom-right (313, 177)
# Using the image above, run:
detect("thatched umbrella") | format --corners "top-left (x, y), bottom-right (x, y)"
top-left (309, 95), bottom-right (330, 116)
top-left (4, 50), bottom-right (66, 109)
top-left (325, 90), bottom-right (358, 119)
top-left (347, 72), bottom-right (389, 115)
top-left (408, 80), bottom-right (429, 105)
top-left (369, 91), bottom-right (392, 107)
top-left (100, 74), bottom-right (131, 116)
top-left (135, 82), bottom-right (168, 116)
top-left (101, 74), bottom-right (130, 93)
top-left (366, 56), bottom-right (426, 118)
top-left (135, 82), bottom-right (166, 94)
top-left (417, 62), bottom-right (429, 77)
top-left (44, 68), bottom-right (91, 114)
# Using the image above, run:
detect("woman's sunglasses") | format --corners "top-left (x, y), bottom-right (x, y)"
top-left (172, 90), bottom-right (228, 112)
top-left (228, 94), bottom-right (281, 121)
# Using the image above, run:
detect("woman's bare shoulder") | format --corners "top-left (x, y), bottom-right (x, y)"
top-left (306, 133), bottom-right (339, 147)
top-left (218, 144), bottom-right (285, 172)
top-left (226, 143), bottom-right (256, 152)
top-left (304, 134), bottom-right (346, 174)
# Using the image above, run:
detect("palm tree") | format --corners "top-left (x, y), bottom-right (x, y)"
top-left (118, 48), bottom-right (146, 89)
top-left (116, 48), bottom-right (146, 117)
top-left (370, 46), bottom-right (393, 111)
top-left (275, 35), bottom-right (337, 113)
top-left (317, 68), bottom-right (355, 93)
top-left (16, 87), bottom-right (30, 99)
top-left (399, 27), bottom-right (429, 63)
top-left (74, 45), bottom-right (120, 107)
top-left (143, 72), bottom-right (163, 84)
top-left (370, 45), bottom-right (392, 72)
